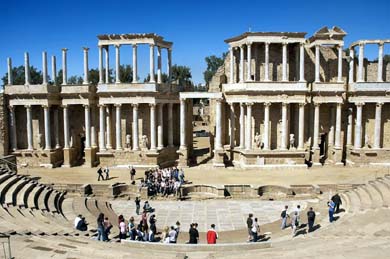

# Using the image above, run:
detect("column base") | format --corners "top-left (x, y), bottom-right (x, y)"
top-left (311, 148), bottom-right (321, 165)
top-left (177, 147), bottom-right (189, 167)
top-left (84, 147), bottom-right (98, 168)
top-left (63, 148), bottom-right (77, 168)
top-left (213, 149), bottom-right (226, 167)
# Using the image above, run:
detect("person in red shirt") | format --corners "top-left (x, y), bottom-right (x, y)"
top-left (206, 224), bottom-right (218, 244)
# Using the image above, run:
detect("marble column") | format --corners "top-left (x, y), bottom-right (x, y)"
top-left (104, 46), bottom-right (110, 84)
top-left (84, 105), bottom-right (91, 149)
top-left (132, 104), bottom-right (139, 151)
top-left (53, 108), bottom-right (60, 149)
top-left (180, 99), bottom-right (186, 149)
top-left (246, 43), bottom-right (252, 81)
top-left (329, 106), bottom-right (335, 147)
top-left (377, 43), bottom-right (384, 82)
top-left (115, 45), bottom-right (121, 83)
top-left (264, 42), bottom-right (270, 81)
top-left (229, 47), bottom-right (234, 83)
top-left (239, 103), bottom-right (245, 149)
top-left (167, 48), bottom-right (172, 83)
top-left (26, 105), bottom-right (33, 150)
top-left (315, 44), bottom-right (320, 83)
top-left (62, 48), bottom-right (67, 85)
top-left (63, 106), bottom-right (69, 149)
top-left (24, 52), bottom-right (31, 85)
top-left (42, 52), bottom-right (48, 84)
top-left (239, 46), bottom-right (244, 83)
top-left (115, 104), bottom-right (122, 150)
top-left (335, 103), bottom-right (342, 149)
top-left (51, 56), bottom-right (57, 84)
top-left (99, 105), bottom-right (106, 151)
top-left (98, 46), bottom-right (103, 84)
top-left (299, 43), bottom-right (305, 82)
top-left (150, 104), bottom-right (157, 150)
top-left (298, 103), bottom-right (305, 150)
top-left (168, 103), bottom-right (174, 147)
top-left (337, 45), bottom-right (343, 82)
top-left (215, 99), bottom-right (223, 150)
top-left (349, 48), bottom-right (355, 84)
top-left (346, 107), bottom-right (353, 146)
top-left (354, 102), bottom-right (364, 149)
top-left (245, 103), bottom-right (253, 150)
top-left (149, 44), bottom-right (155, 83)
top-left (157, 46), bottom-right (162, 83)
top-left (357, 43), bottom-right (364, 82)
top-left (106, 106), bottom-right (112, 149)
top-left (7, 58), bottom-right (12, 85)
top-left (229, 103), bottom-right (235, 148)
top-left (374, 103), bottom-right (383, 149)
top-left (313, 103), bottom-right (320, 149)
top-left (280, 103), bottom-right (288, 150)
top-left (282, 43), bottom-right (288, 82)
top-left (157, 103), bottom-right (164, 149)
top-left (132, 44), bottom-right (138, 83)
top-left (9, 106), bottom-right (17, 151)
top-left (263, 102), bottom-right (271, 150)
top-left (83, 47), bottom-right (89, 84)
top-left (43, 105), bottom-right (51, 150)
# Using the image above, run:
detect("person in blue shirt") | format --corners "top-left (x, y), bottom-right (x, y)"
top-left (328, 200), bottom-right (335, 223)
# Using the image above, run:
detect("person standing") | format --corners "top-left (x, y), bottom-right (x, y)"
top-left (104, 166), bottom-right (110, 180)
top-left (97, 167), bottom-right (104, 181)
top-left (246, 213), bottom-right (254, 242)
top-left (307, 207), bottom-right (316, 233)
top-left (281, 205), bottom-right (289, 229)
top-left (206, 224), bottom-right (218, 244)
top-left (189, 223), bottom-right (199, 244)
top-left (331, 193), bottom-right (342, 213)
top-left (251, 218), bottom-right (260, 242)
top-left (135, 196), bottom-right (141, 215)
top-left (130, 166), bottom-right (136, 184)
top-left (328, 200), bottom-right (335, 223)
top-left (291, 211), bottom-right (299, 237)
top-left (96, 213), bottom-right (105, 241)
top-left (174, 221), bottom-right (181, 241)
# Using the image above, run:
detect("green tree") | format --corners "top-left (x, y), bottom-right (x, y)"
top-left (55, 69), bottom-right (63, 85)
top-left (67, 75), bottom-right (83, 85)
top-left (171, 65), bottom-right (192, 87)
top-left (88, 68), bottom-right (100, 86)
top-left (119, 65), bottom-right (133, 83)
top-left (203, 52), bottom-right (227, 86)
top-left (144, 73), bottom-right (168, 83)
top-left (1, 65), bottom-right (43, 86)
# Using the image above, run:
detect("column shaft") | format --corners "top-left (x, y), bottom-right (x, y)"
top-left (157, 104), bottom-right (164, 149)
top-left (315, 45), bottom-right (320, 83)
top-left (98, 46), bottom-right (104, 84)
top-left (358, 44), bottom-right (364, 82)
top-left (62, 49), bottom-right (67, 85)
top-left (354, 103), bottom-right (363, 149)
top-left (149, 44), bottom-right (155, 83)
top-left (229, 103), bottom-right (235, 148)
top-left (84, 105), bottom-right (91, 149)
top-left (132, 104), bottom-right (139, 150)
top-left (264, 43), bottom-right (270, 81)
top-left (106, 106), bottom-right (112, 149)
top-left (280, 103), bottom-right (287, 149)
top-left (7, 58), bottom-right (13, 85)
top-left (329, 106), bottom-right (335, 146)
top-left (349, 48), bottom-right (355, 84)
top-left (229, 47), bottom-right (234, 83)
top-left (24, 52), bottom-right (31, 85)
top-left (299, 43), bottom-right (305, 82)
top-left (377, 43), bottom-right (384, 82)
top-left (99, 105), bottom-right (106, 151)
top-left (245, 103), bottom-right (252, 150)
top-left (374, 103), bottom-right (383, 148)
top-left (239, 46), bottom-right (244, 82)
top-left (9, 106), bottom-right (17, 151)
top-left (246, 44), bottom-right (252, 81)
top-left (157, 46), bottom-right (162, 83)
top-left (42, 52), bottom-right (48, 84)
top-left (335, 103), bottom-right (342, 148)
top-left (180, 99), bottom-right (186, 149)
top-left (115, 105), bottom-right (122, 150)
top-left (347, 107), bottom-right (353, 146)
top-left (298, 103), bottom-right (305, 149)
top-left (115, 45), bottom-right (121, 83)
top-left (26, 106), bottom-right (33, 150)
top-left (132, 44), bottom-right (138, 83)
top-left (282, 43), bottom-right (288, 81)
top-left (167, 48), bottom-right (172, 83)
top-left (43, 106), bottom-right (51, 150)
top-left (215, 100), bottom-right (223, 149)
top-left (150, 104), bottom-right (156, 150)
top-left (53, 108), bottom-right (60, 148)
top-left (105, 46), bottom-right (110, 83)
top-left (239, 103), bottom-right (245, 149)
top-left (168, 103), bottom-right (174, 147)
top-left (63, 106), bottom-right (69, 149)
top-left (83, 48), bottom-right (89, 84)
top-left (51, 56), bottom-right (57, 84)
top-left (313, 103), bottom-right (320, 149)
top-left (263, 103), bottom-right (270, 150)
top-left (337, 46), bottom-right (343, 82)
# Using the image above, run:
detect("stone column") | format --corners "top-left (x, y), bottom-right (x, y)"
top-left (51, 56), bottom-right (57, 84)
top-left (229, 47), bottom-right (234, 83)
top-left (245, 103), bottom-right (253, 150)
top-left (104, 46), bottom-right (110, 84)
top-left (354, 102), bottom-right (364, 149)
top-left (115, 45), bottom-right (121, 83)
top-left (374, 103), bottom-right (383, 149)
top-left (357, 43), bottom-right (364, 82)
top-left (149, 44), bottom-right (155, 83)
top-left (157, 46), bottom-right (162, 83)
top-left (7, 58), bottom-right (12, 85)
top-left (239, 45), bottom-right (244, 83)
top-left (98, 46), bottom-right (103, 84)
top-left (246, 43), bottom-right (252, 81)
top-left (106, 106), bottom-right (112, 149)
top-left (335, 103), bottom-right (342, 149)
top-left (313, 103), bottom-right (320, 149)
top-left (115, 104), bottom-right (122, 150)
top-left (347, 107), bottom-right (353, 146)
top-left (299, 43), bottom-right (305, 82)
top-left (24, 52), bottom-right (31, 85)
top-left (239, 103), bottom-right (245, 149)
top-left (168, 103), bottom-right (174, 147)
top-left (132, 104), bottom-right (139, 151)
top-left (377, 42), bottom-right (384, 82)
top-left (62, 48), bottom-right (67, 85)
top-left (337, 45), bottom-right (343, 82)
top-left (229, 103), bottom-right (235, 148)
top-left (329, 106), bottom-right (335, 147)
top-left (157, 103), bottom-right (164, 149)
top-left (84, 105), bottom-right (91, 149)
top-left (263, 102), bottom-right (271, 150)
top-left (82, 47), bottom-right (89, 84)
top-left (167, 48), bottom-right (172, 83)
top-left (26, 105), bottom-right (33, 150)
top-left (9, 106), bottom-right (17, 151)
top-left (150, 104), bottom-right (157, 151)
top-left (132, 44), bottom-right (138, 83)
top-left (215, 99), bottom-right (223, 150)
top-left (42, 52), bottom-right (48, 84)
top-left (99, 105), bottom-right (106, 151)
top-left (349, 48), bottom-right (355, 84)
top-left (280, 103), bottom-right (288, 150)
top-left (180, 99), bottom-right (186, 149)
top-left (63, 105), bottom-right (69, 149)
top-left (264, 42), bottom-right (270, 81)
top-left (43, 105), bottom-right (51, 150)
top-left (315, 44), bottom-right (320, 83)
top-left (298, 103), bottom-right (305, 150)
top-left (282, 43), bottom-right (288, 82)
top-left (53, 108), bottom-right (60, 149)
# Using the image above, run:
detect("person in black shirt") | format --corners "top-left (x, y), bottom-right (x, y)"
top-left (307, 207), bottom-right (316, 232)
top-left (189, 223), bottom-right (199, 244)
top-left (331, 194), bottom-right (342, 213)
top-left (97, 167), bottom-right (104, 181)
top-left (135, 196), bottom-right (141, 215)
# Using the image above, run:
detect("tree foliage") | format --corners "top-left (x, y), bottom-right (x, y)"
top-left (171, 65), bottom-right (192, 87)
top-left (203, 52), bottom-right (227, 86)
top-left (1, 65), bottom-right (42, 86)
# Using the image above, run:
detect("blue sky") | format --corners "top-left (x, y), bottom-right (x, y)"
top-left (0, 0), bottom-right (389, 85)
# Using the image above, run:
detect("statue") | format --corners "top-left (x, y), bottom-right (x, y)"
top-left (254, 132), bottom-right (262, 149)
top-left (289, 134), bottom-right (295, 149)
top-left (69, 128), bottom-right (74, 148)
top-left (141, 135), bottom-right (149, 149)
top-left (37, 133), bottom-right (44, 149)
top-left (125, 134), bottom-right (131, 149)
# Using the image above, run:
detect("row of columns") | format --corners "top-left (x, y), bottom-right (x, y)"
top-left (98, 44), bottom-right (172, 84)
top-left (314, 44), bottom-right (343, 83)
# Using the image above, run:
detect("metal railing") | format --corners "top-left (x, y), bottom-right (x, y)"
top-left (0, 233), bottom-right (12, 259)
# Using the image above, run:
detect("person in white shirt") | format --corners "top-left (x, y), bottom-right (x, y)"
top-left (74, 214), bottom-right (82, 228)
top-left (168, 226), bottom-right (177, 243)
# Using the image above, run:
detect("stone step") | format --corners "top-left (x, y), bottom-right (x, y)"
top-left (0, 206), bottom-right (45, 235)
top-left (17, 181), bottom-right (36, 207)
top-left (37, 187), bottom-right (52, 211)
top-left (61, 197), bottom-right (78, 221)
top-left (0, 172), bottom-right (14, 185)
top-left (47, 190), bottom-right (60, 213)
top-left (344, 190), bottom-right (361, 213)
top-left (0, 174), bottom-right (24, 204)
top-left (370, 181), bottom-right (390, 208)
top-left (362, 183), bottom-right (383, 209)
top-left (72, 197), bottom-right (97, 226)
top-left (27, 184), bottom-right (45, 209)
top-left (354, 186), bottom-right (371, 210)
top-left (4, 177), bottom-right (29, 206)
top-left (339, 192), bottom-right (350, 212)
top-left (56, 191), bottom-right (66, 215)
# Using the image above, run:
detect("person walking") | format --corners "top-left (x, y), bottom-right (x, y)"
top-left (251, 218), bottom-right (260, 242)
top-left (328, 200), bottom-right (335, 223)
top-left (246, 213), bottom-right (254, 242)
top-left (104, 166), bottom-right (110, 180)
top-left (291, 211), bottom-right (299, 237)
top-left (206, 224), bottom-right (218, 244)
top-left (281, 205), bottom-right (289, 229)
top-left (307, 207), bottom-right (316, 233)
top-left (135, 196), bottom-right (141, 215)
top-left (331, 193), bottom-right (342, 213)
top-left (97, 167), bottom-right (104, 181)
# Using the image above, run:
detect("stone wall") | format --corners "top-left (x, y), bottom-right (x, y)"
top-left (0, 93), bottom-right (8, 156)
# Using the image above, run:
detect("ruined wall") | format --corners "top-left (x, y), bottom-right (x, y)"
top-left (0, 93), bottom-right (9, 156)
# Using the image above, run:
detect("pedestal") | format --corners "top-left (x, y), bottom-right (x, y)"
top-left (332, 147), bottom-right (344, 166)
top-left (63, 148), bottom-right (76, 168)
top-left (213, 149), bottom-right (225, 167)
top-left (84, 147), bottom-right (98, 168)
top-left (311, 148), bottom-right (322, 166)
top-left (177, 148), bottom-right (189, 168)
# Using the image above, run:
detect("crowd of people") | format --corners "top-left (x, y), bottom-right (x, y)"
top-left (140, 167), bottom-right (185, 197)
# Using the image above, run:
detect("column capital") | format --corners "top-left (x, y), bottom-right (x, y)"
top-left (25, 105), bottom-right (31, 109)
top-left (264, 102), bottom-right (271, 107)
top-left (83, 104), bottom-right (90, 108)
top-left (132, 103), bottom-right (139, 109)
top-left (239, 45), bottom-right (244, 50)
top-left (282, 42), bottom-right (288, 46)
top-left (378, 41), bottom-right (385, 47)
top-left (337, 44), bottom-right (344, 49)
top-left (114, 44), bottom-right (121, 48)
top-left (42, 104), bottom-right (51, 108)
top-left (114, 103), bottom-right (122, 107)
top-left (240, 102), bottom-right (246, 107)
top-left (299, 42), bottom-right (305, 47)
top-left (358, 42), bottom-right (365, 48)
top-left (376, 102), bottom-right (384, 107)
top-left (265, 42), bottom-right (270, 46)
top-left (61, 104), bottom-right (68, 109)
top-left (149, 43), bottom-right (155, 47)
top-left (355, 102), bottom-right (365, 107)
top-left (8, 105), bottom-right (14, 111)
top-left (281, 102), bottom-right (288, 107)
top-left (246, 42), bottom-right (252, 47)
top-left (149, 103), bottom-right (156, 108)
top-left (61, 48), bottom-right (68, 52)
top-left (98, 45), bottom-right (103, 49)
top-left (83, 47), bottom-right (89, 51)
top-left (216, 98), bottom-right (223, 104)
top-left (336, 102), bottom-right (343, 107)
top-left (314, 102), bottom-right (321, 107)
top-left (180, 98), bottom-right (187, 102)
top-left (299, 102), bottom-right (306, 107)
top-left (98, 104), bottom-right (106, 108)
top-left (246, 102), bottom-right (253, 106)
top-left (133, 43), bottom-right (138, 48)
